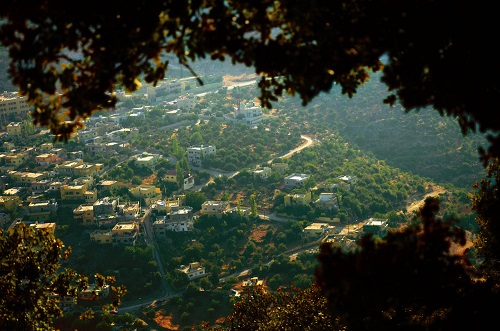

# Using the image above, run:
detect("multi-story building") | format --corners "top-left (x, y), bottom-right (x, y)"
top-left (314, 193), bottom-right (339, 210)
top-left (90, 229), bottom-right (113, 244)
top-left (73, 163), bottom-right (101, 177)
top-left (284, 191), bottom-right (312, 206)
top-left (271, 163), bottom-right (288, 173)
top-left (252, 166), bottom-right (271, 179)
top-left (284, 173), bottom-right (310, 189)
top-left (27, 200), bottom-right (58, 222)
top-left (175, 93), bottom-right (197, 110)
top-left (35, 153), bottom-right (61, 166)
top-left (187, 145), bottom-right (216, 167)
top-left (163, 170), bottom-right (194, 190)
top-left (200, 200), bottom-right (230, 218)
top-left (96, 180), bottom-right (119, 194)
top-left (150, 197), bottom-right (182, 215)
top-left (80, 284), bottom-right (110, 300)
top-left (4, 152), bottom-right (29, 169)
top-left (29, 222), bottom-right (56, 234)
top-left (153, 206), bottom-right (194, 236)
top-left (111, 222), bottom-right (139, 246)
top-left (57, 160), bottom-right (84, 177)
top-left (7, 171), bottom-right (47, 187)
top-left (118, 201), bottom-right (140, 219)
top-left (93, 197), bottom-right (117, 216)
top-left (6, 122), bottom-right (22, 136)
top-left (73, 204), bottom-right (95, 226)
top-left (134, 152), bottom-right (161, 169)
top-left (84, 143), bottom-right (107, 156)
top-left (129, 185), bottom-right (161, 206)
top-left (0, 92), bottom-right (31, 124)
top-left (233, 102), bottom-right (263, 125)
top-left (60, 183), bottom-right (97, 203)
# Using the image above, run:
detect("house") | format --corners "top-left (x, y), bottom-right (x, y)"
top-left (327, 175), bottom-right (356, 190)
top-left (73, 204), bottom-right (95, 226)
top-left (175, 93), bottom-right (197, 110)
top-left (29, 222), bottom-right (56, 234)
top-left (90, 229), bottom-right (113, 244)
top-left (271, 162), bottom-right (288, 174)
top-left (284, 191), bottom-right (312, 206)
top-left (129, 185), bottom-right (162, 206)
top-left (177, 262), bottom-right (206, 280)
top-left (67, 151), bottom-right (84, 160)
top-left (242, 276), bottom-right (264, 288)
top-left (27, 199), bottom-right (58, 221)
top-left (163, 169), bottom-right (177, 183)
top-left (118, 201), bottom-right (140, 219)
top-left (252, 166), bottom-right (271, 179)
top-left (93, 197), bottom-right (118, 216)
top-left (153, 206), bottom-right (194, 236)
top-left (57, 160), bottom-right (85, 176)
top-left (163, 170), bottom-right (194, 190)
top-left (96, 180), bottom-right (119, 194)
top-left (363, 218), bottom-right (389, 237)
top-left (151, 197), bottom-right (183, 215)
top-left (314, 193), bottom-right (339, 210)
top-left (0, 92), bottom-right (31, 120)
top-left (35, 153), bottom-right (61, 166)
top-left (61, 183), bottom-right (97, 203)
top-left (73, 162), bottom-right (101, 177)
top-left (135, 152), bottom-right (161, 169)
top-left (232, 102), bottom-right (263, 125)
top-left (200, 200), bottom-right (230, 218)
top-left (284, 173), bottom-right (310, 189)
top-left (40, 142), bottom-right (53, 151)
top-left (95, 214), bottom-right (119, 228)
top-left (29, 179), bottom-right (54, 195)
top-left (84, 143), bottom-right (107, 156)
top-left (7, 171), bottom-right (46, 186)
top-left (5, 152), bottom-right (29, 169)
top-left (303, 223), bottom-right (336, 238)
top-left (111, 222), bottom-right (140, 246)
top-left (80, 284), bottom-right (110, 300)
top-left (187, 145), bottom-right (216, 167)
top-left (6, 122), bottom-right (22, 136)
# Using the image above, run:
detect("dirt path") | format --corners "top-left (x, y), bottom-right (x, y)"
top-left (405, 184), bottom-right (447, 214)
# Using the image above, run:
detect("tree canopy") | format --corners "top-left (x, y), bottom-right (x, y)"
top-left (0, 1), bottom-right (499, 161)
top-left (0, 223), bottom-right (122, 330)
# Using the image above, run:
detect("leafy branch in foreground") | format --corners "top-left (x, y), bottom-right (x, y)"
top-left (0, 223), bottom-right (124, 331)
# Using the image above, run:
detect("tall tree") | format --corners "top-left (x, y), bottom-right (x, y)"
top-left (176, 163), bottom-right (184, 189)
top-left (471, 157), bottom-right (500, 281)
top-left (207, 285), bottom-right (341, 330)
top-left (0, 223), bottom-right (123, 330)
top-left (315, 197), bottom-right (496, 330)
top-left (250, 193), bottom-right (258, 217)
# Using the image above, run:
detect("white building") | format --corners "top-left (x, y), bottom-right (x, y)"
top-left (233, 102), bottom-right (263, 125)
top-left (177, 262), bottom-right (206, 280)
top-left (187, 145), bottom-right (216, 167)
top-left (284, 173), bottom-right (310, 189)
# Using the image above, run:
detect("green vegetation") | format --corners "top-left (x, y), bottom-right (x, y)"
top-left (0, 223), bottom-right (122, 330)
top-left (1, 2), bottom-right (500, 330)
